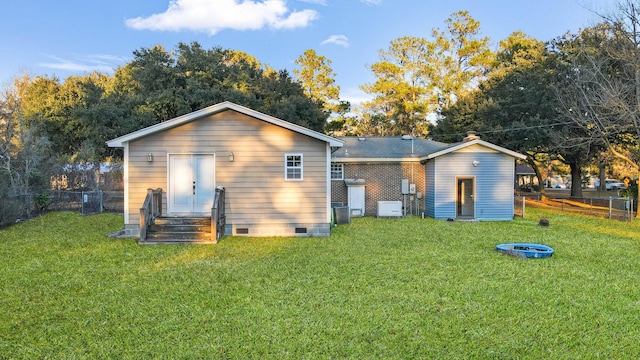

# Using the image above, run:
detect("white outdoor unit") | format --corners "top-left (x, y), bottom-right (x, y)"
top-left (377, 201), bottom-right (403, 217)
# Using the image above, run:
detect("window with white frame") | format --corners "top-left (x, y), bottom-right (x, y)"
top-left (285, 154), bottom-right (303, 180)
top-left (331, 163), bottom-right (343, 180)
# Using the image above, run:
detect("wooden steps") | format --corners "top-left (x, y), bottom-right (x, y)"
top-left (141, 217), bottom-right (215, 244)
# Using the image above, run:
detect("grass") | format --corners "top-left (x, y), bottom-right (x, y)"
top-left (1, 210), bottom-right (639, 359)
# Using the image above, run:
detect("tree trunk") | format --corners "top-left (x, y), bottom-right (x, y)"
top-left (598, 162), bottom-right (606, 192)
top-left (570, 162), bottom-right (583, 198)
top-left (527, 158), bottom-right (544, 194)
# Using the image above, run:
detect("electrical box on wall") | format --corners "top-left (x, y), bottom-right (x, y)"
top-left (409, 183), bottom-right (416, 194)
top-left (401, 179), bottom-right (409, 194)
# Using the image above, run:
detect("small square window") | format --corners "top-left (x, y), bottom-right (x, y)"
top-left (285, 154), bottom-right (303, 180)
top-left (331, 163), bottom-right (343, 180)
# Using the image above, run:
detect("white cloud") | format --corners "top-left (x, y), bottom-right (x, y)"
top-left (322, 35), bottom-right (349, 47)
top-left (125, 0), bottom-right (319, 35)
top-left (298, 0), bottom-right (327, 5)
top-left (39, 54), bottom-right (128, 74)
top-left (360, 0), bottom-right (381, 5)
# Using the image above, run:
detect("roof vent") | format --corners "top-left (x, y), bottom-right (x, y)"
top-left (401, 135), bottom-right (413, 140)
top-left (464, 131), bottom-right (480, 141)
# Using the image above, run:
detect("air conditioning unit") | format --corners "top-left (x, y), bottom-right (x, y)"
top-left (377, 201), bottom-right (402, 217)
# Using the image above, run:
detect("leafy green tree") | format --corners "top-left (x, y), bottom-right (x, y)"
top-left (360, 11), bottom-right (492, 136)
top-left (429, 10), bottom-right (493, 110)
top-left (360, 36), bottom-right (432, 136)
top-left (293, 49), bottom-right (342, 114)
top-left (433, 31), bottom-right (596, 196)
top-left (434, 32), bottom-right (553, 148)
top-left (7, 41), bottom-right (328, 186)
top-left (114, 42), bottom-right (327, 133)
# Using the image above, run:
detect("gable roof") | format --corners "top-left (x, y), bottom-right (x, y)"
top-left (332, 136), bottom-right (450, 163)
top-left (422, 139), bottom-right (527, 160)
top-left (331, 136), bottom-right (526, 163)
top-left (106, 101), bottom-right (344, 148)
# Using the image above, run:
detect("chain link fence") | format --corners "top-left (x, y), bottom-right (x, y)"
top-left (1, 190), bottom-right (124, 228)
top-left (0, 162), bottom-right (124, 228)
top-left (515, 194), bottom-right (636, 221)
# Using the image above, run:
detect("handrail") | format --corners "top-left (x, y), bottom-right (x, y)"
top-left (139, 188), bottom-right (163, 241)
top-left (211, 187), bottom-right (226, 243)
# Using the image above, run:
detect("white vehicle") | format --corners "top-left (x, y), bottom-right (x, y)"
top-left (594, 179), bottom-right (626, 190)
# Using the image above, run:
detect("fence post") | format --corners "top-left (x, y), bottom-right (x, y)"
top-left (522, 195), bottom-right (526, 218)
top-left (609, 197), bottom-right (612, 219)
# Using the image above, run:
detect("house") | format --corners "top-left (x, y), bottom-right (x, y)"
top-left (107, 101), bottom-right (343, 240)
top-left (515, 164), bottom-right (538, 191)
top-left (331, 132), bottom-right (527, 221)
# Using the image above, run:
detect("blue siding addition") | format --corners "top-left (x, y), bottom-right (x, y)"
top-left (424, 151), bottom-right (515, 221)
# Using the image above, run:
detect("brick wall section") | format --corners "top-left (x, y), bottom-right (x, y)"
top-left (331, 162), bottom-right (425, 216)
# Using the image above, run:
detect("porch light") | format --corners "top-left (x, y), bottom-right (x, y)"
top-left (472, 160), bottom-right (480, 167)
top-left (147, 153), bottom-right (153, 162)
top-left (229, 152), bottom-right (234, 162)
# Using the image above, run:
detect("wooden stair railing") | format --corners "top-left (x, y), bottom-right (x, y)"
top-left (211, 187), bottom-right (226, 243)
top-left (139, 188), bottom-right (163, 241)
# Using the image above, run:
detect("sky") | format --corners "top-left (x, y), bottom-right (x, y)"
top-left (1, 0), bottom-right (607, 105)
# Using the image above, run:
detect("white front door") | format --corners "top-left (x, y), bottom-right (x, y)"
top-left (169, 154), bottom-right (215, 214)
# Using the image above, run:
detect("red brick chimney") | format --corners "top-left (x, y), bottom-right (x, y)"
top-left (463, 131), bottom-right (480, 141)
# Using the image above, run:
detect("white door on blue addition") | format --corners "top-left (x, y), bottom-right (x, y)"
top-left (169, 154), bottom-right (215, 214)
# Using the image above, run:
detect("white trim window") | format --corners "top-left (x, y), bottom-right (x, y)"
top-left (331, 163), bottom-right (344, 180)
top-left (285, 154), bottom-right (303, 180)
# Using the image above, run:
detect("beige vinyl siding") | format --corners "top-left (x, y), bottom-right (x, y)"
top-left (126, 109), bottom-right (328, 227)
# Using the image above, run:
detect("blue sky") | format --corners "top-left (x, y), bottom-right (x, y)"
top-left (1, 0), bottom-right (604, 104)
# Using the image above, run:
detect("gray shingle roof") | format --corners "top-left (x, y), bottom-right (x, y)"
top-left (332, 136), bottom-right (451, 160)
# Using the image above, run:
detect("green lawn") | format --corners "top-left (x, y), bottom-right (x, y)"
top-left (1, 210), bottom-right (639, 359)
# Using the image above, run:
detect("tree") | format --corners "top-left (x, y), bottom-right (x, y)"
top-left (360, 36), bottom-right (432, 136)
top-left (293, 49), bottom-right (342, 116)
top-left (114, 42), bottom-right (328, 133)
top-left (549, 26), bottom-right (617, 195)
top-left (360, 11), bottom-right (492, 137)
top-left (0, 75), bottom-right (52, 221)
top-left (433, 32), bottom-right (553, 170)
top-left (429, 10), bottom-right (493, 110)
top-left (433, 31), bottom-right (596, 196)
top-left (553, 4), bottom-right (640, 212)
